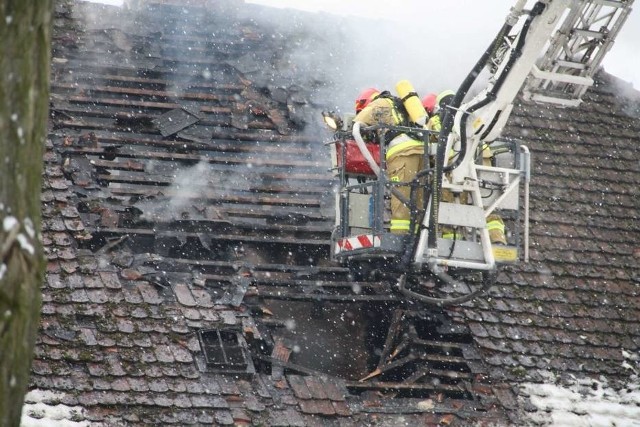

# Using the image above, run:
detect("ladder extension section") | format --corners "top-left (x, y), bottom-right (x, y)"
top-left (524, 0), bottom-right (634, 106)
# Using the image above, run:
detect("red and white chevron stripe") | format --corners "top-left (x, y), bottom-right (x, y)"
top-left (335, 234), bottom-right (381, 254)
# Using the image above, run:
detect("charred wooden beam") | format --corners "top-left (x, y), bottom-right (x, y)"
top-left (54, 70), bottom-right (244, 92)
top-left (55, 82), bottom-right (237, 103)
top-left (54, 130), bottom-right (317, 155)
top-left (96, 175), bottom-right (330, 199)
top-left (84, 227), bottom-right (331, 245)
top-left (61, 148), bottom-right (325, 169)
top-left (255, 291), bottom-right (399, 303)
top-left (156, 258), bottom-right (347, 275)
top-left (346, 380), bottom-right (468, 395)
top-left (106, 188), bottom-right (325, 208)
top-left (90, 159), bottom-right (145, 172)
top-left (65, 94), bottom-right (225, 113)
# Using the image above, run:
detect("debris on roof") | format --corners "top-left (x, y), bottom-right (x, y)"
top-left (153, 106), bottom-right (203, 137)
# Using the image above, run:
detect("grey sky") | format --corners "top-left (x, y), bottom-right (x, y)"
top-left (248, 0), bottom-right (640, 91)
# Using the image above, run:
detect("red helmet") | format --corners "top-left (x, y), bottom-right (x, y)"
top-left (355, 87), bottom-right (380, 113)
top-left (421, 93), bottom-right (437, 115)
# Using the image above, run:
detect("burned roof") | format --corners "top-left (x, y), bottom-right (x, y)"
top-left (28, 0), bottom-right (640, 425)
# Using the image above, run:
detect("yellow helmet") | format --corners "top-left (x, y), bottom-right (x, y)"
top-left (435, 90), bottom-right (455, 113)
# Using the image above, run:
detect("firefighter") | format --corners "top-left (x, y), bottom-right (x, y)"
top-left (352, 88), bottom-right (425, 234)
top-left (427, 90), bottom-right (507, 245)
top-left (421, 92), bottom-right (438, 117)
top-left (421, 92), bottom-right (439, 157)
top-left (426, 89), bottom-right (454, 135)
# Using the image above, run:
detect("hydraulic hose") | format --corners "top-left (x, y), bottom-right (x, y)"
top-left (460, 3), bottom-right (545, 164)
top-left (492, 2), bottom-right (545, 98)
top-left (428, 20), bottom-right (514, 249)
top-left (396, 166), bottom-right (495, 307)
top-left (428, 3), bottom-right (544, 250)
top-left (397, 268), bottom-right (496, 307)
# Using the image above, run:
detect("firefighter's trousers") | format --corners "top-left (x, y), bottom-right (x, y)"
top-left (386, 143), bottom-right (425, 234)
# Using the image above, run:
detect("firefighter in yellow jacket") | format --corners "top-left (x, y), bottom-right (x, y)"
top-left (353, 88), bottom-right (425, 234)
top-left (426, 90), bottom-right (507, 245)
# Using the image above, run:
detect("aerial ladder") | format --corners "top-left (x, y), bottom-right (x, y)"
top-left (525, 0), bottom-right (634, 105)
top-left (327, 0), bottom-right (634, 305)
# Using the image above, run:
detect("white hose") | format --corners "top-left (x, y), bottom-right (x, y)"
top-left (352, 121), bottom-right (381, 177)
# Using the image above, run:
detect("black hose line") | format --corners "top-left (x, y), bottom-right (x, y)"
top-left (428, 21), bottom-right (515, 249)
top-left (428, 2), bottom-right (545, 250)
top-left (453, 2), bottom-right (545, 173)
top-left (493, 2), bottom-right (546, 95)
top-left (397, 269), bottom-right (496, 307)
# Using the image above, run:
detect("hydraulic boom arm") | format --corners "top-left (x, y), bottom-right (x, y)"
top-left (410, 0), bottom-right (633, 303)
top-left (444, 0), bottom-right (633, 185)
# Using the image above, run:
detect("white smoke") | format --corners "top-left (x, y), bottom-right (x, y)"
top-left (249, 0), bottom-right (640, 105)
top-left (167, 160), bottom-right (210, 212)
top-left (249, 0), bottom-right (517, 111)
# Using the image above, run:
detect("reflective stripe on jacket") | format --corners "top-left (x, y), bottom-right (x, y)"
top-left (390, 219), bottom-right (411, 232)
top-left (487, 218), bottom-right (505, 232)
top-left (386, 133), bottom-right (424, 160)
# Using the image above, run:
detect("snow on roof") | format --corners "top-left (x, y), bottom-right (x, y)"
top-left (520, 370), bottom-right (640, 427)
top-left (20, 390), bottom-right (89, 427)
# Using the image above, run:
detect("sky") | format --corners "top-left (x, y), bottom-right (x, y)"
top-left (245, 0), bottom-right (640, 90)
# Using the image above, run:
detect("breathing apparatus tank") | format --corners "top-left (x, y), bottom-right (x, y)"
top-left (395, 79), bottom-right (428, 126)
